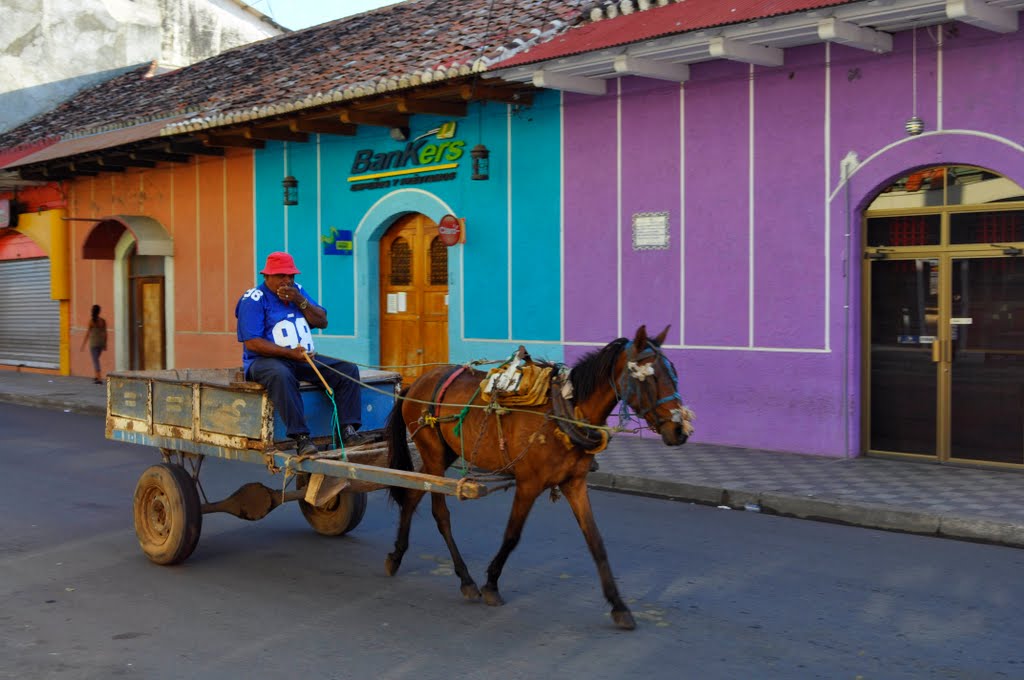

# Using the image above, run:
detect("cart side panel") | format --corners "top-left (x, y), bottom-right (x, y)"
top-left (108, 377), bottom-right (152, 422)
top-left (153, 382), bottom-right (193, 428)
top-left (199, 386), bottom-right (266, 439)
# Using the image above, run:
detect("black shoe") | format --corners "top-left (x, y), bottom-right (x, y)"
top-left (589, 458), bottom-right (600, 472)
top-left (294, 435), bottom-right (318, 457)
top-left (341, 425), bottom-right (371, 448)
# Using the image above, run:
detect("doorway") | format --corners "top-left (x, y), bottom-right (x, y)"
top-left (379, 213), bottom-right (449, 384)
top-left (864, 166), bottom-right (1024, 467)
top-left (127, 248), bottom-right (166, 370)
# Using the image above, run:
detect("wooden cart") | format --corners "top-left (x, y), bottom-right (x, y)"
top-left (106, 367), bottom-right (493, 565)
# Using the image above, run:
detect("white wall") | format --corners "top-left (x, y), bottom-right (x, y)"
top-left (0, 0), bottom-right (284, 132)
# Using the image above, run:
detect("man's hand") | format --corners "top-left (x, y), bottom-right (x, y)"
top-left (288, 346), bottom-right (310, 362)
top-left (277, 284), bottom-right (301, 305)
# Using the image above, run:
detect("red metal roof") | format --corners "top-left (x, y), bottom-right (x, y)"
top-left (0, 138), bottom-right (59, 169)
top-left (498, 0), bottom-right (858, 69)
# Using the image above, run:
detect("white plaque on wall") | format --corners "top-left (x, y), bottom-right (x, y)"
top-left (632, 212), bottom-right (669, 250)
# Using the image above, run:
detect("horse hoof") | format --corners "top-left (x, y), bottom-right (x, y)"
top-left (612, 609), bottom-right (636, 630)
top-left (461, 584), bottom-right (482, 601)
top-left (481, 587), bottom-right (505, 607)
top-left (385, 554), bottom-right (401, 576)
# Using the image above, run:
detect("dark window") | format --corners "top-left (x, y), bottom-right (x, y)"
top-left (389, 237), bottom-right (411, 286)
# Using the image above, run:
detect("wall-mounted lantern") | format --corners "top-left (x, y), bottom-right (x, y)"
top-left (282, 176), bottom-right (299, 206)
top-left (471, 144), bottom-right (490, 181)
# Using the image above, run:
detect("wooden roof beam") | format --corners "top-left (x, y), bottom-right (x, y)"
top-left (458, 81), bottom-right (532, 103)
top-left (161, 140), bottom-right (225, 156)
top-left (70, 160), bottom-right (124, 174)
top-left (459, 83), bottom-right (533, 104)
top-left (395, 96), bottom-right (467, 117)
top-left (243, 127), bottom-right (310, 143)
top-left (339, 108), bottom-right (409, 128)
top-left (288, 119), bottom-right (357, 136)
top-left (22, 167), bottom-right (75, 181)
top-left (128, 150), bottom-right (191, 164)
top-left (106, 154), bottom-right (158, 169)
top-left (201, 134), bottom-right (266, 149)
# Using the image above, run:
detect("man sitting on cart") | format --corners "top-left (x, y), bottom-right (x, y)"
top-left (235, 251), bottom-right (368, 456)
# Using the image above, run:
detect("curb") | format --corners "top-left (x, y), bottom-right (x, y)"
top-left (588, 472), bottom-right (1024, 550)
top-left (0, 393), bottom-right (106, 417)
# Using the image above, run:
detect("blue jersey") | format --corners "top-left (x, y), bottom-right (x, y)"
top-left (235, 282), bottom-right (320, 373)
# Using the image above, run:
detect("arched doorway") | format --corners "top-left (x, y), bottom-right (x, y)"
top-left (863, 165), bottom-right (1024, 467)
top-left (83, 215), bottom-right (174, 371)
top-left (379, 213), bottom-right (449, 384)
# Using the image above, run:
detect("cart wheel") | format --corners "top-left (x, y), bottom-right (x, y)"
top-left (133, 463), bottom-right (202, 565)
top-left (299, 491), bottom-right (368, 536)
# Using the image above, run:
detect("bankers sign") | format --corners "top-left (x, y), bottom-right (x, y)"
top-left (347, 121), bottom-right (464, 192)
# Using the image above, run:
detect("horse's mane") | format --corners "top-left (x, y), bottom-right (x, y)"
top-left (570, 337), bottom-right (629, 402)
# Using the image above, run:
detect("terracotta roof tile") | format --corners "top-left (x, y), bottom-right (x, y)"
top-left (0, 0), bottom-right (589, 151)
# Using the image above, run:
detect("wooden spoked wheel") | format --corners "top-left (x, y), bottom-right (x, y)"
top-left (299, 491), bottom-right (368, 536)
top-left (133, 463), bottom-right (202, 565)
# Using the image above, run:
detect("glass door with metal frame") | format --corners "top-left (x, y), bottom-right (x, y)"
top-left (864, 166), bottom-right (1024, 467)
top-left (948, 253), bottom-right (1024, 465)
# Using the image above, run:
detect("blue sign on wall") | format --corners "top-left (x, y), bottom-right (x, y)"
top-left (322, 227), bottom-right (353, 255)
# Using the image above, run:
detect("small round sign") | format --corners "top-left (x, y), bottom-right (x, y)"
top-left (437, 214), bottom-right (461, 246)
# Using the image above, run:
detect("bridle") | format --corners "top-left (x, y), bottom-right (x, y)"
top-left (613, 341), bottom-right (687, 434)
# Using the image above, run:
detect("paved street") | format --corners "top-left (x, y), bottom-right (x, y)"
top-left (2, 403), bottom-right (1023, 679)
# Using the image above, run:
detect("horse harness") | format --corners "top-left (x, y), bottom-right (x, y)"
top-left (417, 341), bottom-right (688, 459)
top-left (613, 341), bottom-right (688, 435)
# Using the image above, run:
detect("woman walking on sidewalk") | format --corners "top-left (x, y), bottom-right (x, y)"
top-left (81, 305), bottom-right (107, 384)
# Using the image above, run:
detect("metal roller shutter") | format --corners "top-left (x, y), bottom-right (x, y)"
top-left (0, 258), bottom-right (60, 368)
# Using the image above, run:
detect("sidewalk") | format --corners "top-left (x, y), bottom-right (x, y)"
top-left (2, 370), bottom-right (1023, 548)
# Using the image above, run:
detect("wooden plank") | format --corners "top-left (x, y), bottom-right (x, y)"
top-left (199, 386), bottom-right (264, 438)
top-left (153, 381), bottom-right (192, 428)
top-left (108, 377), bottom-right (151, 421)
top-left (107, 430), bottom-right (492, 499)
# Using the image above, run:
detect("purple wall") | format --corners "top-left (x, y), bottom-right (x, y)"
top-left (560, 25), bottom-right (1024, 457)
top-left (564, 91), bottom-right (619, 342)
top-left (621, 77), bottom-right (682, 345)
top-left (684, 59), bottom-right (751, 348)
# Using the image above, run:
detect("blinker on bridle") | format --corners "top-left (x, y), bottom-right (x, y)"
top-left (614, 341), bottom-right (684, 431)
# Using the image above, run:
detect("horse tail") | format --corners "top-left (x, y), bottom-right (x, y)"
top-left (386, 387), bottom-right (413, 507)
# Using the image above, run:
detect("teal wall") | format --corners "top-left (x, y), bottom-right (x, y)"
top-left (252, 91), bottom-right (565, 368)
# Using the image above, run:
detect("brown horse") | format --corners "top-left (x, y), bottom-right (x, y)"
top-left (384, 325), bottom-right (692, 629)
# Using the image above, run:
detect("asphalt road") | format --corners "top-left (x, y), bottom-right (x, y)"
top-left (2, 403), bottom-right (1023, 680)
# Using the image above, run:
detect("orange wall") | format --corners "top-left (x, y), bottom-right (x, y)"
top-left (66, 150), bottom-right (255, 376)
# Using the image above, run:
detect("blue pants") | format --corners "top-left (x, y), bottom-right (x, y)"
top-left (247, 355), bottom-right (361, 438)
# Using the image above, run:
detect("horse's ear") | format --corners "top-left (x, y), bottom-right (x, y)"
top-left (653, 325), bottom-right (670, 346)
top-left (633, 325), bottom-right (649, 349)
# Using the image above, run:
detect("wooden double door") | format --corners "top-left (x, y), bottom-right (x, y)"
top-left (379, 213), bottom-right (449, 384)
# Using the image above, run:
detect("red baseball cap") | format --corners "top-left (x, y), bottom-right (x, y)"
top-left (260, 252), bottom-right (301, 275)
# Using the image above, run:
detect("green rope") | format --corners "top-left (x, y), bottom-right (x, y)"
top-left (452, 385), bottom-right (481, 476)
top-left (327, 390), bottom-right (347, 461)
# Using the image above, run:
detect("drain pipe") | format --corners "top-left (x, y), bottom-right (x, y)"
top-left (839, 151), bottom-right (860, 459)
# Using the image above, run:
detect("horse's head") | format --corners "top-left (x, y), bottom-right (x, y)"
top-left (615, 325), bottom-right (693, 446)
